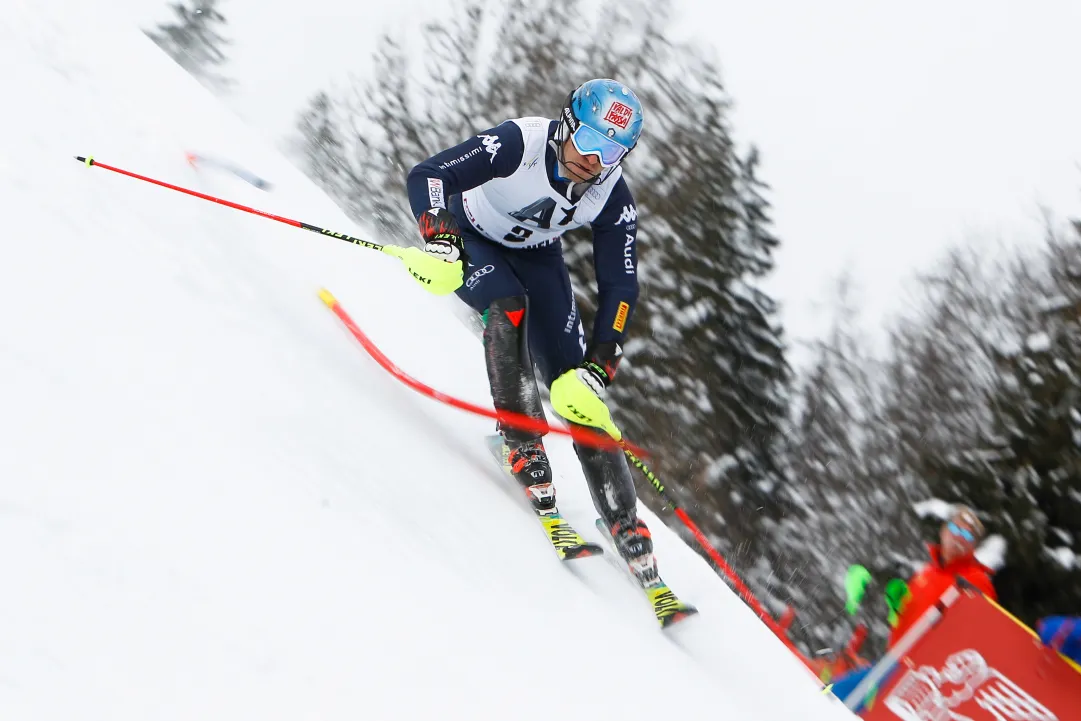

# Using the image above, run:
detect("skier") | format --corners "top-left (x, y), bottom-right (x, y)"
top-left (834, 504), bottom-right (997, 712)
top-left (393, 79), bottom-right (656, 584)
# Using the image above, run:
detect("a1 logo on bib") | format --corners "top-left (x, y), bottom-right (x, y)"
top-left (604, 101), bottom-right (633, 130)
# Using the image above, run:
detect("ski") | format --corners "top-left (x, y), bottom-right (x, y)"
top-left (485, 435), bottom-right (604, 562)
top-left (595, 518), bottom-right (699, 628)
top-left (533, 513), bottom-right (605, 561)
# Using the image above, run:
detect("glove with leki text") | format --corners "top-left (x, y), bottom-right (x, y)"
top-left (386, 207), bottom-right (467, 295)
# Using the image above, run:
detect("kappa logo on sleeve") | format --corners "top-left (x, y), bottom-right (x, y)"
top-left (615, 205), bottom-right (637, 225)
top-left (478, 134), bottom-right (502, 162)
top-left (427, 178), bottom-right (445, 208)
top-left (612, 301), bottom-right (630, 332)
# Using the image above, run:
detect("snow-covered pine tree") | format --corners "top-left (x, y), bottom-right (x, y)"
top-left (293, 91), bottom-right (353, 205)
top-left (769, 275), bottom-right (925, 656)
top-left (145, 0), bottom-right (233, 91)
top-left (927, 224), bottom-right (1081, 624)
top-left (566, 11), bottom-right (792, 577)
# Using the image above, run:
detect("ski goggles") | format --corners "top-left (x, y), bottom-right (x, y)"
top-left (569, 123), bottom-right (631, 168)
top-left (947, 521), bottom-right (977, 543)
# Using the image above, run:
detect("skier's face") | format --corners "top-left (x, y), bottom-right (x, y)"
top-left (940, 518), bottom-right (978, 564)
top-left (562, 138), bottom-right (603, 182)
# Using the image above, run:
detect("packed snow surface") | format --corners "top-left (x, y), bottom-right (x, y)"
top-left (0, 3), bottom-right (853, 719)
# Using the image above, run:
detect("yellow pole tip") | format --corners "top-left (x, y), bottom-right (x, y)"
top-left (84, 155), bottom-right (94, 167)
top-left (318, 289), bottom-right (337, 307)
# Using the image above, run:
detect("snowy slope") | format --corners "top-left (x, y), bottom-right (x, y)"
top-left (0, 4), bottom-right (853, 719)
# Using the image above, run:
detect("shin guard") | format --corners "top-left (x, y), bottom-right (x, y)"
top-left (484, 296), bottom-right (547, 443)
top-left (574, 438), bottom-right (639, 527)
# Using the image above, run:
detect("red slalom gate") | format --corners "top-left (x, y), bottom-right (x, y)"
top-left (317, 288), bottom-right (640, 455)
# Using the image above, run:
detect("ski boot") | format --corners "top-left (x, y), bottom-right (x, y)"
top-left (610, 517), bottom-right (659, 587)
top-left (506, 438), bottom-right (556, 514)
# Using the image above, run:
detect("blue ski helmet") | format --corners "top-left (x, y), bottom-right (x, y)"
top-left (558, 79), bottom-right (644, 181)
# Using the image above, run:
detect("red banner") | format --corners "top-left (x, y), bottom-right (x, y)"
top-left (863, 592), bottom-right (1081, 720)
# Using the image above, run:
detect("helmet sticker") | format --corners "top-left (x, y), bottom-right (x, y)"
top-left (604, 101), bottom-right (633, 129)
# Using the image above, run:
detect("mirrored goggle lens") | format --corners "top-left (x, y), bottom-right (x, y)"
top-left (947, 521), bottom-right (976, 543)
top-left (570, 124), bottom-right (629, 167)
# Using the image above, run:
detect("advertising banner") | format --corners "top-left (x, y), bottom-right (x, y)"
top-left (862, 593), bottom-right (1081, 720)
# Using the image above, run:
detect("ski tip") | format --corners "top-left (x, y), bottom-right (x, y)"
top-left (318, 288), bottom-right (337, 308)
top-left (560, 543), bottom-right (605, 561)
top-left (659, 606), bottom-right (699, 629)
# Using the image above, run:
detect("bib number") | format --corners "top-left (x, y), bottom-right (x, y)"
top-left (503, 225), bottom-right (534, 244)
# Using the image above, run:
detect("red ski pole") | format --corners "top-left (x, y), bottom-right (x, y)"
top-left (75, 156), bottom-right (388, 253)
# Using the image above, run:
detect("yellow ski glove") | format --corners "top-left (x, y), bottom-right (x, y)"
top-left (550, 363), bottom-right (621, 440)
top-left (384, 245), bottom-right (463, 295)
top-left (389, 207), bottom-right (467, 296)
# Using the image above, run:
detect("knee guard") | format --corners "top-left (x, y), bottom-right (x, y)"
top-left (484, 295), bottom-right (547, 443)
